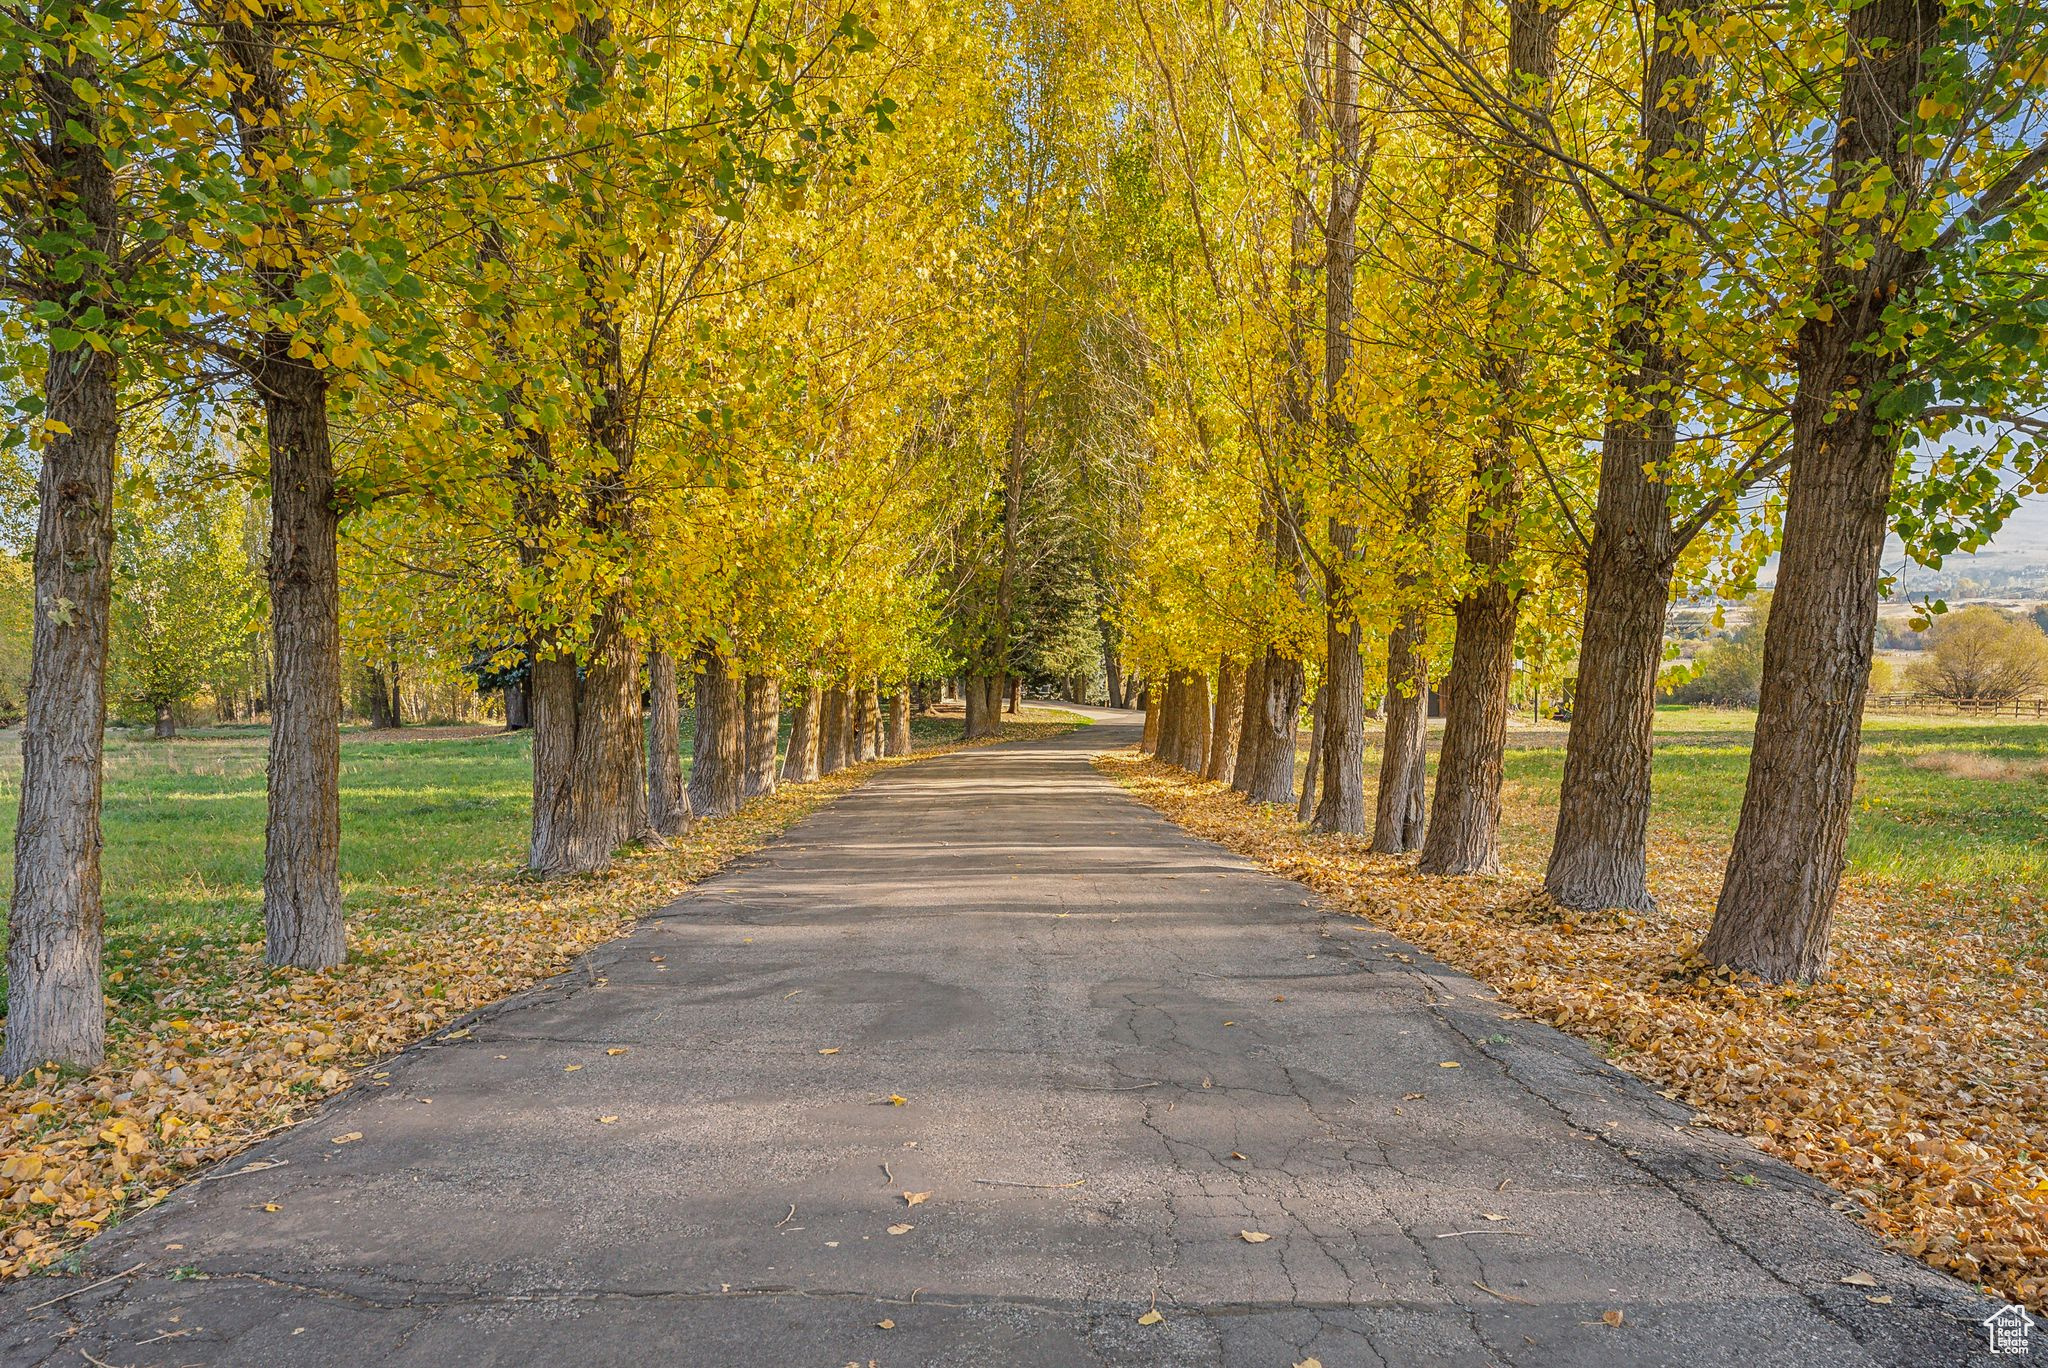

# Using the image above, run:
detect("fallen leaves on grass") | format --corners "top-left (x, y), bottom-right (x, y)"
top-left (0, 720), bottom-right (1086, 1280)
top-left (1096, 752), bottom-right (2048, 1311)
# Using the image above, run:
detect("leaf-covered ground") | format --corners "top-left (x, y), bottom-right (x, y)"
top-left (0, 713), bottom-right (1085, 1279)
top-left (1097, 751), bottom-right (2048, 1312)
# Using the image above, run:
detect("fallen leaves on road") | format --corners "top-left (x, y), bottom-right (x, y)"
top-left (903, 1191), bottom-right (930, 1207)
top-left (1097, 752), bottom-right (2048, 1311)
top-left (886, 1223), bottom-right (914, 1236)
top-left (1602, 1309), bottom-right (1626, 1328)
top-left (0, 722), bottom-right (1087, 1281)
top-left (329, 1133), bottom-right (360, 1146)
top-left (1136, 1309), bottom-right (1165, 1326)
top-left (1240, 1230), bottom-right (1271, 1243)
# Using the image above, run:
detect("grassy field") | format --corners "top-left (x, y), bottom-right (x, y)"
top-left (0, 710), bottom-right (988, 1011)
top-left (1466, 705), bottom-right (2048, 909)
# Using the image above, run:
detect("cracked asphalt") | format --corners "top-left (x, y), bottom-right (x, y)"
top-left (1, 709), bottom-right (2027, 1367)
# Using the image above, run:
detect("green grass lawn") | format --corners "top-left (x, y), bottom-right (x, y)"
top-left (0, 710), bottom-right (987, 1007)
top-left (1303, 704), bottom-right (2048, 908)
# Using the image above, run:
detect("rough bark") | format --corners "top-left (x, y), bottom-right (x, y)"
top-left (1543, 0), bottom-right (1710, 913)
top-left (742, 675), bottom-right (780, 799)
top-left (687, 647), bottom-right (745, 818)
top-left (965, 674), bottom-right (1002, 740)
top-left (1204, 659), bottom-right (1243, 783)
top-left (527, 654), bottom-right (582, 873)
top-left (363, 667), bottom-right (397, 729)
top-left (1297, 683), bottom-right (1328, 824)
top-left (260, 362), bottom-right (346, 969)
top-left (1313, 613), bottom-right (1368, 835)
top-left (1140, 685), bottom-right (1160, 754)
top-left (503, 679), bottom-right (529, 731)
top-left (1706, 0), bottom-right (1939, 980)
top-left (859, 684), bottom-right (881, 760)
top-left (2, 336), bottom-right (117, 1077)
top-left (1155, 673), bottom-right (1184, 766)
top-left (563, 610), bottom-right (643, 865)
top-left (1418, 0), bottom-right (1560, 877)
top-left (1544, 536), bottom-right (1673, 906)
top-left (1314, 4), bottom-right (1369, 838)
top-left (818, 683), bottom-right (849, 774)
top-left (215, 0), bottom-right (348, 968)
top-left (646, 647), bottom-right (689, 837)
top-left (1371, 606), bottom-right (1430, 853)
top-left (1171, 671), bottom-right (1196, 770)
top-left (782, 685), bottom-right (821, 783)
top-left (1232, 651), bottom-right (1269, 793)
top-left (885, 688), bottom-right (912, 756)
top-left (1245, 647), bottom-right (1304, 805)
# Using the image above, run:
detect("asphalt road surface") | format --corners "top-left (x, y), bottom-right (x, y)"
top-left (1, 710), bottom-right (2025, 1366)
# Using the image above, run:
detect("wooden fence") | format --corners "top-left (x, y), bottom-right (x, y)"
top-left (1869, 693), bottom-right (2048, 719)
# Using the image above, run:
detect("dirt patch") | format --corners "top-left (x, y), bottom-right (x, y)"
top-left (1905, 750), bottom-right (2048, 782)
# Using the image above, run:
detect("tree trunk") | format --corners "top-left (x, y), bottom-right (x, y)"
top-left (152, 701), bottom-right (176, 739)
top-left (528, 654), bottom-right (581, 873)
top-left (885, 687), bottom-right (912, 756)
top-left (1297, 683), bottom-right (1328, 823)
top-left (1155, 673), bottom-right (1183, 765)
top-left (503, 678), bottom-right (529, 731)
top-left (1204, 658), bottom-right (1242, 783)
top-left (1371, 606), bottom-right (1430, 853)
top-left (1172, 671), bottom-right (1210, 771)
top-left (1245, 647), bottom-right (1304, 805)
top-left (1313, 4), bottom-right (1368, 838)
top-left (966, 674), bottom-right (1002, 740)
top-left (1543, 0), bottom-right (1708, 912)
top-left (1103, 625), bottom-right (1126, 708)
top-left (960, 677), bottom-right (983, 745)
top-left (261, 362), bottom-right (346, 970)
top-left (1007, 677), bottom-right (1021, 714)
top-left (1140, 685), bottom-right (1160, 753)
top-left (566, 609), bottom-right (643, 864)
top-left (1417, 0), bottom-right (1559, 878)
top-left (742, 675), bottom-right (780, 798)
top-left (1418, 586), bottom-right (1517, 875)
top-left (782, 685), bottom-right (821, 782)
top-left (365, 666), bottom-right (397, 729)
top-left (1313, 612), bottom-right (1367, 834)
top-left (1232, 650), bottom-right (1269, 793)
top-left (1706, 0), bottom-right (1938, 980)
top-left (821, 683), bottom-right (849, 773)
top-left (2, 336), bottom-right (117, 1078)
top-left (868, 684), bottom-right (885, 757)
top-left (647, 647), bottom-right (689, 837)
top-left (688, 645), bottom-right (744, 819)
top-left (1544, 538), bottom-right (1674, 907)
